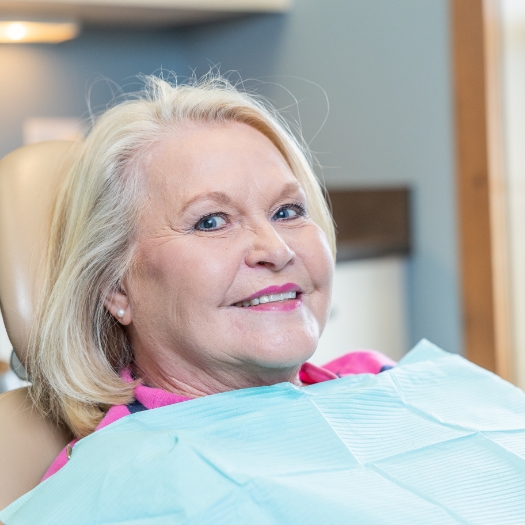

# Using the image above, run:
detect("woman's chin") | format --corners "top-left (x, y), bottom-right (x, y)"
top-left (239, 337), bottom-right (318, 371)
top-left (228, 314), bottom-right (320, 365)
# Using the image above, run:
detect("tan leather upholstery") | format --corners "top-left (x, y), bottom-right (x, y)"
top-left (0, 388), bottom-right (71, 511)
top-left (0, 142), bottom-right (78, 511)
top-left (0, 141), bottom-right (79, 364)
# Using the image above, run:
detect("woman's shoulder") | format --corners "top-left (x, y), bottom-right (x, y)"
top-left (0, 387), bottom-right (72, 511)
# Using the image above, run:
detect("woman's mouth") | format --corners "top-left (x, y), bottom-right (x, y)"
top-left (231, 283), bottom-right (302, 311)
top-left (234, 291), bottom-right (297, 308)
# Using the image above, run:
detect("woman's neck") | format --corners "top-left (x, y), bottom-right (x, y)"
top-left (132, 351), bottom-right (304, 398)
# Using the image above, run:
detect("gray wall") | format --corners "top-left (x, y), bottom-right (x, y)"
top-left (0, 0), bottom-right (462, 355)
top-left (0, 28), bottom-right (187, 158)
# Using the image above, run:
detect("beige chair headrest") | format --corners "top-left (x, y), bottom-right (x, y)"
top-left (0, 141), bottom-right (80, 365)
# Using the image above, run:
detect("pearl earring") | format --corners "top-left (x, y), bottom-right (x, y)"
top-left (117, 309), bottom-right (125, 318)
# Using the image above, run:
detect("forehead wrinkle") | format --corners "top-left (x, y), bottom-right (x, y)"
top-left (252, 178), bottom-right (302, 202)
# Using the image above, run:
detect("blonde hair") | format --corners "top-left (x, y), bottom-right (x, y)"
top-left (30, 75), bottom-right (336, 438)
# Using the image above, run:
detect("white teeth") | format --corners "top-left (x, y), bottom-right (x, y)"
top-left (235, 291), bottom-right (297, 307)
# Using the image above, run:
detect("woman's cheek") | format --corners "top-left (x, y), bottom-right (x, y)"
top-left (173, 238), bottom-right (242, 300)
top-left (293, 225), bottom-right (333, 281)
top-left (297, 226), bottom-right (334, 321)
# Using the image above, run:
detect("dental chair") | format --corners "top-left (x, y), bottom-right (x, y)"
top-left (0, 142), bottom-right (79, 510)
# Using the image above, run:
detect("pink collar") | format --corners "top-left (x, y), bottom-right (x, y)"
top-left (120, 368), bottom-right (191, 410)
top-left (120, 362), bottom-right (338, 410)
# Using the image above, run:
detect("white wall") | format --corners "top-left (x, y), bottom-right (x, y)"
top-left (311, 256), bottom-right (408, 366)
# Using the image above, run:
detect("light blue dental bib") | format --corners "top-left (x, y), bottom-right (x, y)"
top-left (2, 340), bottom-right (525, 524)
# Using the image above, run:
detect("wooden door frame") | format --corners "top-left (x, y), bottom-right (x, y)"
top-left (451, 0), bottom-right (512, 379)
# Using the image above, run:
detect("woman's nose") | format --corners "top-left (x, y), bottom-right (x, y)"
top-left (245, 222), bottom-right (295, 271)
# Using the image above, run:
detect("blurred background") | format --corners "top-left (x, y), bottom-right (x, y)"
top-left (0, 0), bottom-right (522, 391)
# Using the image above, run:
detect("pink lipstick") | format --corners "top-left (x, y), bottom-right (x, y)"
top-left (233, 283), bottom-right (302, 312)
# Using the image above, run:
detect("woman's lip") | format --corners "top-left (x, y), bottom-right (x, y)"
top-left (246, 297), bottom-right (302, 312)
top-left (238, 283), bottom-right (301, 304)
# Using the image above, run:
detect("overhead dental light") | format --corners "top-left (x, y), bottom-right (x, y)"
top-left (0, 19), bottom-right (80, 43)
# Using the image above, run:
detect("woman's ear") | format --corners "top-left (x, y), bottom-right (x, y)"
top-left (104, 287), bottom-right (132, 326)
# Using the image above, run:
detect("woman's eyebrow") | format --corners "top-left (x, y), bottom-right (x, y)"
top-left (180, 182), bottom-right (301, 214)
top-left (181, 191), bottom-right (231, 213)
top-left (278, 181), bottom-right (302, 200)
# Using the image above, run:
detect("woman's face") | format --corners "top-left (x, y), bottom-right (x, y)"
top-left (117, 122), bottom-right (333, 392)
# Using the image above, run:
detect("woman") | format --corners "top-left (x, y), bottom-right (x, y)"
top-left (0, 75), bottom-right (393, 513)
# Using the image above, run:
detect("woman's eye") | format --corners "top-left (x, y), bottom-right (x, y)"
top-left (195, 215), bottom-right (227, 231)
top-left (272, 204), bottom-right (305, 221)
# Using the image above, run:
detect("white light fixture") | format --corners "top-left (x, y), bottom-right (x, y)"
top-left (0, 19), bottom-right (80, 44)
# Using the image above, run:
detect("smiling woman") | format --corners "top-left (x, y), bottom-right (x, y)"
top-left (29, 75), bottom-right (336, 438)
top-left (0, 74), bottom-right (397, 515)
top-left (112, 120), bottom-right (335, 397)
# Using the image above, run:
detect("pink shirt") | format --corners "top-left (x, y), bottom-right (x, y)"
top-left (42, 350), bottom-right (395, 481)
